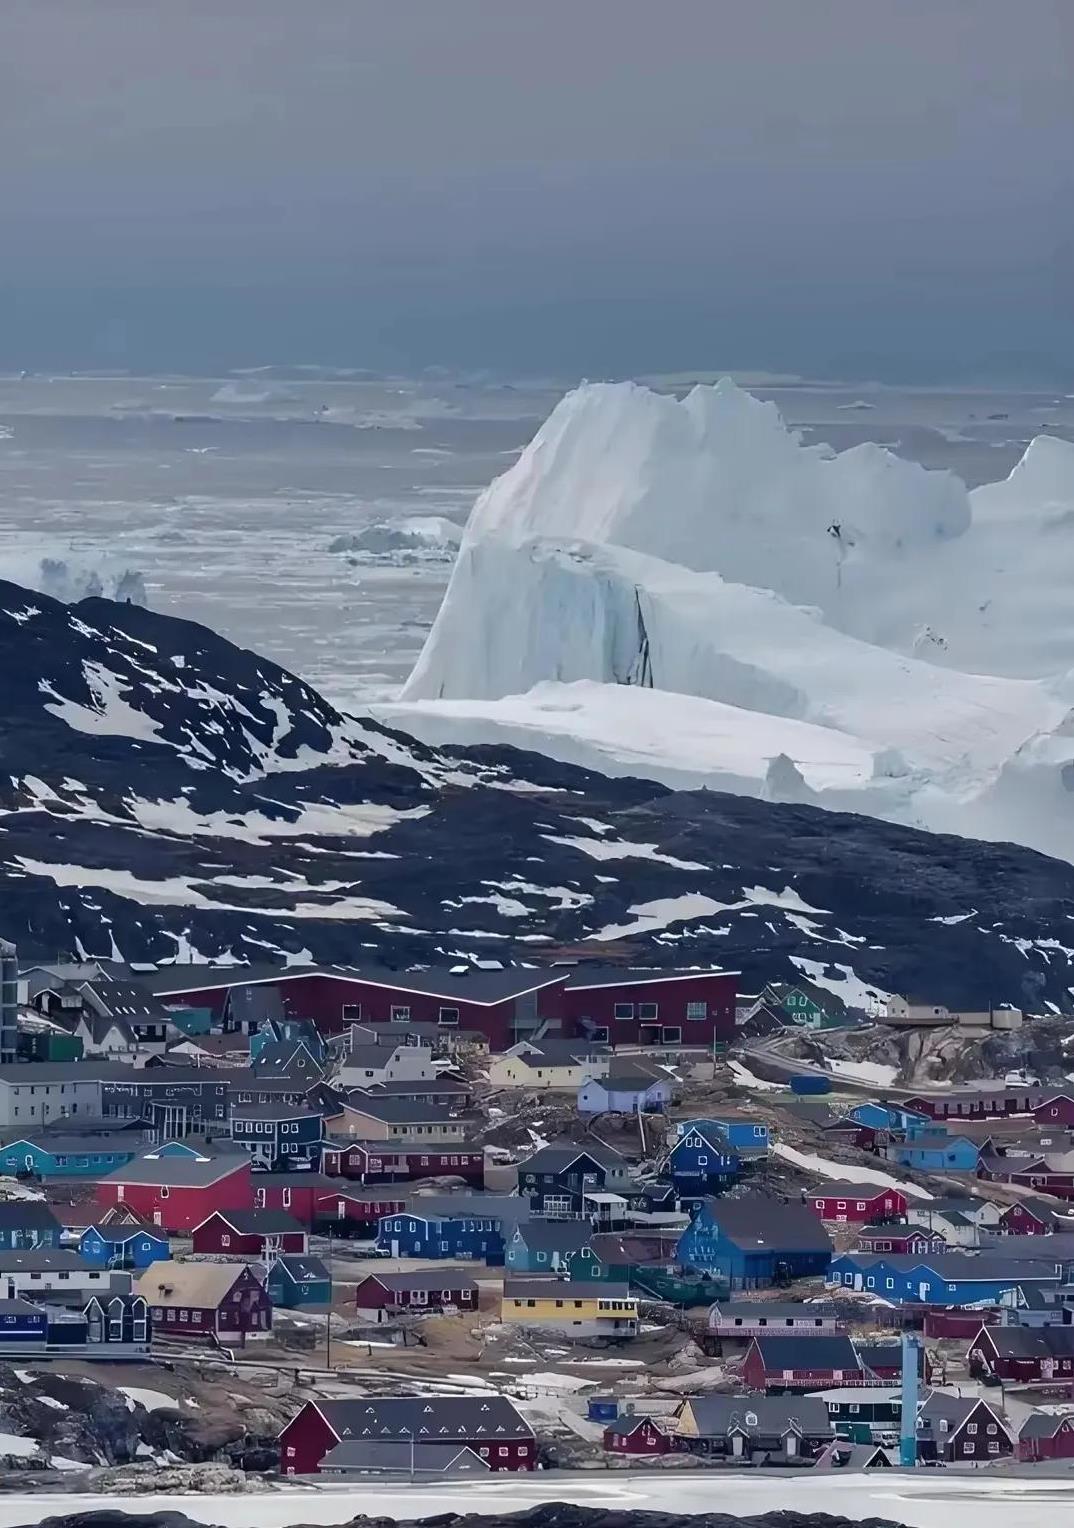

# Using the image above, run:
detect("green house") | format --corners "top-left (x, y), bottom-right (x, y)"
top-left (762, 981), bottom-right (847, 1031)
top-left (18, 1031), bottom-right (83, 1062)
top-left (564, 1232), bottom-right (727, 1306)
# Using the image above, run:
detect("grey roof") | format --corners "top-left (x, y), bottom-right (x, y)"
top-left (0, 1202), bottom-right (62, 1230)
top-left (229, 1102), bottom-right (322, 1122)
top-left (918, 1393), bottom-right (1006, 1436)
top-left (510, 1220), bottom-right (595, 1253)
top-left (252, 1040), bottom-right (324, 1075)
top-left (272, 1254), bottom-right (329, 1283)
top-left (857, 1342), bottom-right (926, 1374)
top-left (349, 1078), bottom-right (470, 1098)
top-left (399, 1193), bottom-right (526, 1223)
top-left (1020, 1411), bottom-right (1074, 1441)
top-left (751, 1334), bottom-right (860, 1371)
top-left (319, 1440), bottom-right (490, 1474)
top-left (103, 1155), bottom-right (249, 1187)
top-left (141, 962), bottom-right (565, 1004)
top-left (341, 1097), bottom-right (463, 1124)
top-left (85, 980), bottom-right (173, 1020)
top-left (519, 1140), bottom-right (625, 1173)
top-left (0, 1249), bottom-right (94, 1272)
top-left (0, 1062), bottom-right (133, 1084)
top-left (702, 1195), bottom-right (834, 1254)
top-left (809, 1181), bottom-right (911, 1199)
top-left (592, 1061), bottom-right (674, 1088)
top-left (710, 1301), bottom-right (842, 1322)
top-left (358, 1268), bottom-right (479, 1293)
top-left (564, 965), bottom-right (737, 990)
top-left (841, 1251), bottom-right (1059, 1281)
top-left (603, 1415), bottom-right (668, 1437)
top-left (0, 1133), bottom-right (138, 1156)
top-left (505, 1278), bottom-right (631, 1301)
top-left (203, 1209), bottom-right (305, 1236)
top-left (315, 1396), bottom-right (532, 1443)
top-left (514, 1038), bottom-right (611, 1064)
top-left (980, 1326), bottom-right (1074, 1359)
top-left (683, 1394), bottom-right (834, 1439)
top-left (345, 1044), bottom-right (424, 1068)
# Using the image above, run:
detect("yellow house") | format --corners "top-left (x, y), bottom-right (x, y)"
top-left (501, 1278), bottom-right (638, 1337)
top-left (487, 1040), bottom-right (611, 1092)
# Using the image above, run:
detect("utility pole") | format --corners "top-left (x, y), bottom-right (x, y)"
top-left (325, 1230), bottom-right (333, 1369)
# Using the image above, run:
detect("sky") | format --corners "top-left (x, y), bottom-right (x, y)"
top-left (3, 0), bottom-right (1073, 382)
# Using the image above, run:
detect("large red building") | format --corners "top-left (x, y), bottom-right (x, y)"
top-left (143, 963), bottom-right (737, 1053)
top-left (279, 1397), bottom-right (535, 1475)
top-left (322, 1141), bottom-right (485, 1186)
top-left (97, 1157), bottom-right (253, 1233)
top-left (191, 1209), bottom-right (308, 1257)
top-left (805, 1183), bottom-right (908, 1224)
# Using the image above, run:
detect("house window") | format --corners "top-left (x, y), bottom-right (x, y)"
top-left (391, 1006), bottom-right (411, 1021)
top-left (221, 1235), bottom-right (231, 1247)
top-left (159, 1187), bottom-right (169, 1199)
top-left (438, 1008), bottom-right (459, 1026)
top-left (614, 1003), bottom-right (634, 1020)
top-left (966, 1423), bottom-right (977, 1435)
top-left (342, 1004), bottom-right (360, 1022)
top-left (963, 1442), bottom-right (973, 1455)
top-left (686, 1002), bottom-right (706, 1021)
top-left (638, 1003), bottom-right (658, 1021)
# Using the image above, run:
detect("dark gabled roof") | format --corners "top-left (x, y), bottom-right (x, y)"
top-left (314, 1396), bottom-right (533, 1442)
top-left (514, 1038), bottom-right (611, 1065)
top-left (272, 1254), bottom-right (330, 1283)
top-left (0, 1249), bottom-right (94, 1272)
top-left (980, 1326), bottom-right (1074, 1359)
top-left (255, 1171), bottom-right (339, 1190)
top-left (510, 1220), bottom-right (595, 1254)
top-left (0, 1133), bottom-right (138, 1157)
top-left (201, 1209), bottom-right (305, 1237)
top-left (683, 1394), bottom-right (834, 1439)
top-left (592, 1061), bottom-right (674, 1089)
top-left (563, 965), bottom-right (737, 991)
top-left (85, 979), bottom-right (173, 1021)
top-left (918, 1392), bottom-right (1007, 1437)
top-left (835, 1250), bottom-right (1059, 1282)
top-left (345, 1043), bottom-right (428, 1069)
top-left (341, 1097), bottom-right (463, 1124)
top-left (0, 1201), bottom-right (62, 1230)
top-left (360, 1269), bottom-right (479, 1294)
top-left (347, 1078), bottom-right (470, 1100)
top-left (142, 962), bottom-right (566, 1005)
top-left (701, 1195), bottom-right (833, 1254)
top-left (0, 1061), bottom-right (135, 1084)
top-left (857, 1342), bottom-right (926, 1374)
top-left (398, 1193), bottom-right (526, 1223)
top-left (229, 1101), bottom-right (322, 1122)
top-left (504, 1278), bottom-right (631, 1301)
top-left (808, 1181), bottom-right (909, 1199)
top-left (319, 1440), bottom-right (489, 1473)
top-left (103, 1155), bottom-right (249, 1188)
top-left (603, 1415), bottom-right (667, 1437)
top-left (252, 1040), bottom-right (324, 1077)
top-left (1020, 1411), bottom-right (1074, 1441)
top-left (751, 1334), bottom-right (860, 1371)
top-left (518, 1140), bottom-right (625, 1173)
top-left (587, 1231), bottom-right (679, 1265)
top-left (711, 1301), bottom-right (841, 1322)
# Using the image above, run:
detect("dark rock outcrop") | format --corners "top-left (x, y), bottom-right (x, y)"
top-left (30, 1511), bottom-right (908, 1528)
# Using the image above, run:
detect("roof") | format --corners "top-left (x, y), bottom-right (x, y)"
top-left (397, 1193), bottom-right (527, 1224)
top-left (272, 1255), bottom-right (330, 1284)
top-left (345, 1044), bottom-right (423, 1069)
top-left (511, 1220), bottom-right (595, 1253)
top-left (85, 979), bottom-right (173, 1021)
top-left (313, 1396), bottom-right (532, 1443)
top-left (348, 1079), bottom-right (470, 1100)
top-left (979, 1326), bottom-right (1074, 1359)
top-left (0, 1249), bottom-right (94, 1272)
top-left (918, 1393), bottom-right (1004, 1434)
top-left (751, 1334), bottom-right (860, 1370)
top-left (701, 1195), bottom-right (833, 1254)
top-left (590, 1061), bottom-right (674, 1089)
top-left (836, 1251), bottom-right (1059, 1282)
top-left (504, 1278), bottom-right (632, 1301)
top-left (587, 1232), bottom-right (679, 1264)
top-left (134, 1260), bottom-right (259, 1308)
top-left (682, 1395), bottom-right (834, 1438)
top-left (857, 1342), bottom-right (926, 1373)
top-left (518, 1140), bottom-right (625, 1173)
top-left (0, 1202), bottom-right (62, 1230)
top-left (229, 1102), bottom-right (321, 1122)
top-left (359, 1269), bottom-right (479, 1293)
top-left (603, 1415), bottom-right (668, 1437)
top-left (199, 1209), bottom-right (306, 1237)
top-left (319, 1440), bottom-right (490, 1473)
top-left (1020, 1412), bottom-right (1074, 1441)
top-left (0, 1061), bottom-right (134, 1084)
top-left (563, 965), bottom-right (737, 991)
top-left (340, 1097), bottom-right (464, 1124)
top-left (511, 1038), bottom-right (611, 1065)
top-left (141, 962), bottom-right (567, 1006)
top-left (0, 1133), bottom-right (138, 1157)
top-left (809, 1182), bottom-right (909, 1199)
top-left (711, 1301), bottom-right (842, 1322)
top-left (102, 1156), bottom-right (249, 1188)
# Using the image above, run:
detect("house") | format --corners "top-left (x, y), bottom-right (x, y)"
top-left (564, 1231), bottom-right (683, 1289)
top-left (96, 1155), bottom-right (253, 1233)
top-left (278, 1396), bottom-right (535, 1474)
top-left (321, 1140), bottom-right (485, 1187)
top-left (676, 1114), bottom-right (770, 1152)
top-left (0, 1249), bottom-right (117, 1302)
top-left (1019, 1411), bottom-right (1074, 1461)
top-left (562, 965), bottom-right (737, 1048)
top-left (827, 1251), bottom-right (1060, 1306)
top-left (375, 1195), bottom-right (524, 1262)
top-left (326, 1098), bottom-right (471, 1144)
top-left (902, 1086), bottom-right (1043, 1121)
top-left (857, 1225), bottom-right (946, 1256)
top-left (250, 1038), bottom-right (325, 1082)
top-left (673, 1395), bottom-right (835, 1463)
top-left (311, 1189), bottom-right (406, 1236)
top-left (346, 1077), bottom-right (472, 1109)
top-left (805, 1183), bottom-right (908, 1224)
top-left (337, 1043), bottom-right (438, 1090)
top-left (841, 1101), bottom-right (933, 1145)
top-left (501, 1279), bottom-right (638, 1338)
top-left (318, 1440), bottom-right (491, 1477)
top-left (347, 1020), bottom-right (488, 1055)
top-left (0, 1060), bottom-right (116, 1132)
top-left (505, 1219), bottom-right (594, 1274)
top-left (668, 1124), bottom-right (745, 1197)
top-left (969, 1324), bottom-right (1074, 1382)
top-left (228, 1102), bottom-right (323, 1170)
top-left (906, 1198), bottom-right (1000, 1247)
top-left (830, 1442), bottom-right (894, 1470)
top-left (856, 1341), bottom-right (932, 1384)
top-left (883, 998), bottom-right (1022, 1033)
top-left (354, 1269), bottom-right (479, 1318)
top-left (266, 1254), bottom-right (331, 1309)
top-left (754, 980), bottom-right (849, 1032)
top-left (1034, 1094), bottom-right (1074, 1126)
top-left (741, 1334), bottom-right (863, 1392)
top-left (0, 1201), bottom-right (63, 1251)
top-left (603, 1415), bottom-right (673, 1456)
top-left (134, 1259), bottom-right (271, 1340)
top-left (677, 1195), bottom-right (833, 1289)
top-left (885, 1136), bottom-right (980, 1173)
top-left (707, 1301), bottom-right (845, 1340)
top-left (916, 1393), bottom-right (1013, 1464)
top-left (998, 1198), bottom-right (1069, 1236)
top-left (0, 1133), bottom-right (140, 1181)
top-left (577, 1062), bottom-right (676, 1117)
top-left (191, 1209), bottom-right (308, 1257)
top-left (80, 1223), bottom-right (170, 1270)
top-left (517, 1141), bottom-right (632, 1216)
top-left (811, 1388), bottom-right (901, 1435)
top-left (0, 1292), bottom-right (151, 1356)
top-left (487, 1039), bottom-right (611, 1091)
top-left (25, 969), bottom-right (173, 1054)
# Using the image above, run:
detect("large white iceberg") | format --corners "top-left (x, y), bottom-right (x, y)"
top-left (391, 380), bottom-right (1074, 863)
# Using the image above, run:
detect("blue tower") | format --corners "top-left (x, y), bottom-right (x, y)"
top-left (899, 1330), bottom-right (920, 1467)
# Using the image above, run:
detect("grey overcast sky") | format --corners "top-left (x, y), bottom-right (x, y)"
top-left (3, 0), bottom-right (1072, 381)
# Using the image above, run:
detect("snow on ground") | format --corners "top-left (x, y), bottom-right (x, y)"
top-left (118, 1386), bottom-right (181, 1413)
top-left (827, 1058), bottom-right (898, 1086)
top-left (728, 1058), bottom-right (786, 1092)
top-left (589, 894), bottom-right (729, 940)
top-left (789, 956), bottom-right (891, 1011)
top-left (772, 1141), bottom-right (933, 1199)
top-left (5, 1473), bottom-right (1074, 1528)
top-left (0, 1433), bottom-right (39, 1457)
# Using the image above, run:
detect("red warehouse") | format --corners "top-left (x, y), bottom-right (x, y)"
top-left (322, 1141), bottom-right (485, 1186)
top-left (97, 1156), bottom-right (252, 1233)
top-left (903, 1088), bottom-right (1044, 1121)
top-left (192, 1209), bottom-right (308, 1257)
top-left (806, 1183), bottom-right (908, 1224)
top-left (134, 1260), bottom-right (271, 1340)
top-left (562, 966), bottom-right (737, 1048)
top-left (603, 1415), bottom-right (673, 1455)
top-left (741, 1334), bottom-right (863, 1392)
top-left (278, 1397), bottom-right (535, 1475)
top-left (354, 1268), bottom-right (479, 1317)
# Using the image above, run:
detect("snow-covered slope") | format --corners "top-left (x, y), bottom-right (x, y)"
top-left (399, 380), bottom-right (1074, 862)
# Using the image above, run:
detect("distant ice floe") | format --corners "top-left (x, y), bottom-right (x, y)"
top-left (328, 516), bottom-right (463, 559)
top-left (0, 554), bottom-right (147, 608)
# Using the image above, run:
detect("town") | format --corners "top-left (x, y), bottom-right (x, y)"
top-left (2, 942), bottom-right (1074, 1485)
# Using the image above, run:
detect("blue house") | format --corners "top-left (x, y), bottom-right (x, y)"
top-left (266, 1253), bottom-right (331, 1308)
top-left (827, 1251), bottom-right (1061, 1306)
top-left (578, 1063), bottom-right (676, 1116)
top-left (0, 1135), bottom-right (139, 1180)
top-left (228, 1102), bottom-right (324, 1170)
top-left (846, 1102), bottom-right (934, 1137)
top-left (669, 1124), bottom-right (744, 1197)
top-left (375, 1195), bottom-right (523, 1264)
top-left (0, 1202), bottom-right (63, 1252)
top-left (251, 1016), bottom-right (326, 1065)
top-left (505, 1219), bottom-right (594, 1273)
top-left (0, 1297), bottom-right (50, 1345)
top-left (80, 1224), bottom-right (170, 1271)
top-left (885, 1136), bottom-right (979, 1172)
top-left (677, 1195), bottom-right (832, 1290)
top-left (675, 1114), bottom-right (769, 1152)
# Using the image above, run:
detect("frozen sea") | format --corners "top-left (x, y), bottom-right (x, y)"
top-left (0, 371), bottom-right (1071, 710)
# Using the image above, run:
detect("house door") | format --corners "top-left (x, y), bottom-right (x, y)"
top-left (153, 1211), bottom-right (162, 1227)
top-left (391, 1238), bottom-right (400, 1257)
top-left (918, 1281), bottom-right (930, 1301)
top-left (853, 1273), bottom-right (863, 1291)
top-left (731, 1432), bottom-right (744, 1457)
top-left (785, 1433), bottom-right (798, 1457)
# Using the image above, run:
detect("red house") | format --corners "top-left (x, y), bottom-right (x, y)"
top-left (857, 1225), bottom-right (945, 1255)
top-left (1019, 1412), bottom-right (1074, 1461)
top-left (278, 1396), bottom-right (535, 1475)
top-left (354, 1268), bottom-right (479, 1316)
top-left (904, 1088), bottom-right (1044, 1121)
top-left (603, 1415), bottom-right (672, 1455)
top-left (250, 1172), bottom-right (339, 1225)
top-left (805, 1183), bottom-right (907, 1224)
top-left (134, 1260), bottom-right (271, 1340)
top-left (192, 1209), bottom-right (308, 1257)
top-left (562, 966), bottom-right (736, 1048)
top-left (97, 1156), bottom-right (252, 1233)
top-left (322, 1142), bottom-right (485, 1186)
top-left (1035, 1095), bottom-right (1074, 1126)
top-left (741, 1334), bottom-right (863, 1392)
top-left (969, 1325), bottom-right (1074, 1383)
top-left (313, 1190), bottom-right (406, 1235)
top-left (857, 1340), bottom-right (934, 1384)
top-left (998, 1198), bottom-right (1064, 1236)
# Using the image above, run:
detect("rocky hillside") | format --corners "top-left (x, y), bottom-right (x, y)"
top-left (30, 1511), bottom-right (907, 1528)
top-left (2, 579), bottom-right (1074, 1010)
